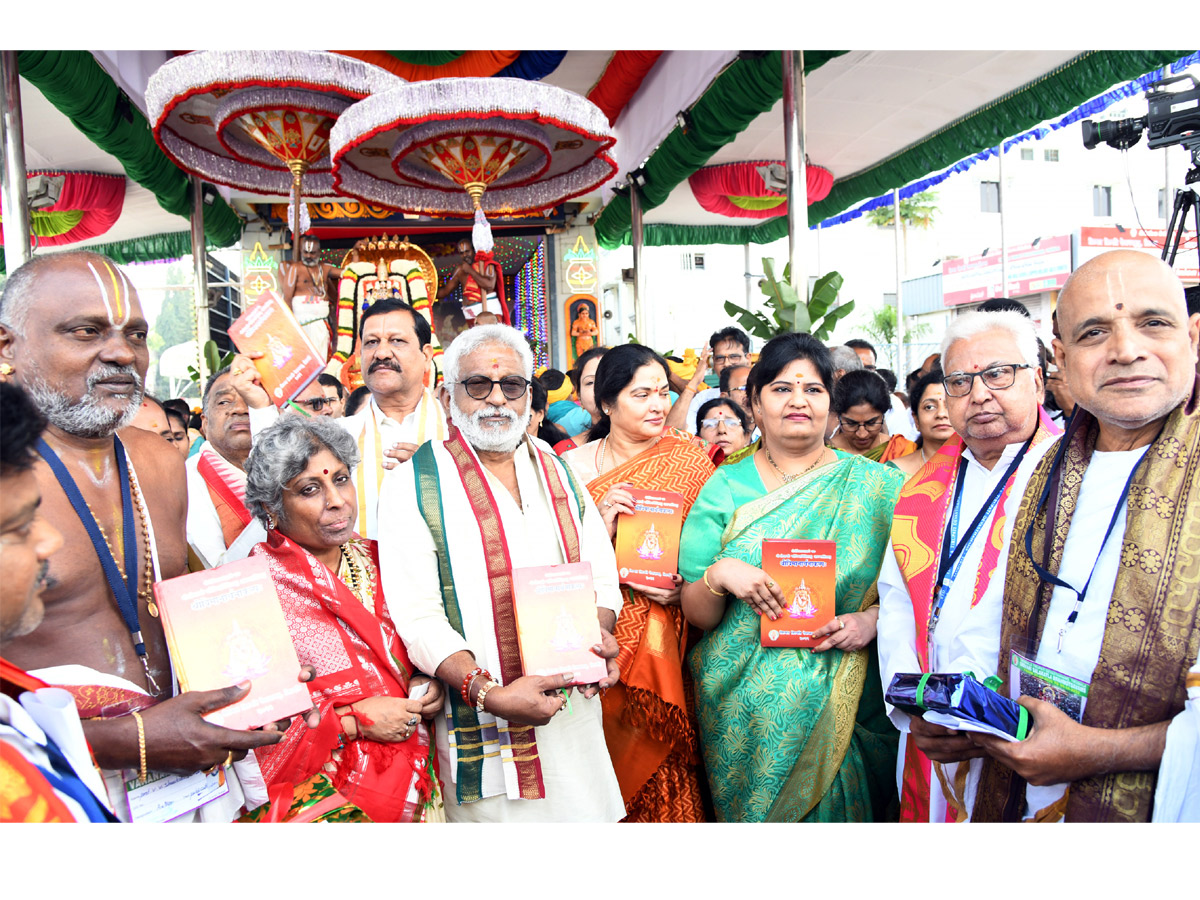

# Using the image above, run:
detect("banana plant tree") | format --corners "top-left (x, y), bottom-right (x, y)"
top-left (187, 340), bottom-right (236, 385)
top-left (723, 258), bottom-right (854, 341)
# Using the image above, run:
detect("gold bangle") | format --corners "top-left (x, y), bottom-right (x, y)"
top-left (702, 565), bottom-right (724, 597)
top-left (130, 710), bottom-right (147, 783)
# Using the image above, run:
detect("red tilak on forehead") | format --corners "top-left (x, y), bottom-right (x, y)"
top-left (323, 468), bottom-right (329, 475)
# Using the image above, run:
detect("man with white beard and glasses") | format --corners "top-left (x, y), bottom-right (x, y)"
top-left (0, 251), bottom-right (283, 821)
top-left (378, 324), bottom-right (626, 822)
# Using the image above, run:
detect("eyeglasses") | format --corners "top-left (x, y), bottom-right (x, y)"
top-left (296, 396), bottom-right (336, 413)
top-left (458, 375), bottom-right (531, 401)
top-left (837, 415), bottom-right (884, 434)
top-left (700, 417), bottom-right (745, 431)
top-left (942, 364), bottom-right (1032, 397)
top-left (728, 385), bottom-right (748, 393)
top-left (713, 352), bottom-right (746, 365)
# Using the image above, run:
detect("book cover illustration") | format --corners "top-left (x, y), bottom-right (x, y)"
top-left (615, 488), bottom-right (685, 590)
top-left (760, 539), bottom-right (837, 648)
top-left (154, 556), bottom-right (311, 730)
top-left (511, 562), bottom-right (607, 685)
top-left (227, 290), bottom-right (324, 407)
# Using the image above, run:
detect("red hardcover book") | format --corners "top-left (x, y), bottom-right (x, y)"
top-left (227, 290), bottom-right (324, 407)
top-left (154, 557), bottom-right (311, 730)
top-left (511, 562), bottom-right (607, 685)
top-left (760, 539), bottom-right (837, 648)
top-left (614, 488), bottom-right (684, 590)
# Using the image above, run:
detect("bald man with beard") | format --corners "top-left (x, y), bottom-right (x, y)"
top-left (0, 251), bottom-right (282, 821)
top-left (970, 250), bottom-right (1200, 823)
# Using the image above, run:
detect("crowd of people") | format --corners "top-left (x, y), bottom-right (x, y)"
top-left (0, 247), bottom-right (1197, 823)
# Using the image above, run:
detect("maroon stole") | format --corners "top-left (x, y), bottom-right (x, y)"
top-left (443, 426), bottom-right (583, 800)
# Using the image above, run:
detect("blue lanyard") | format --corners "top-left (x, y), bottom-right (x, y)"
top-left (35, 436), bottom-right (150, 668)
top-left (930, 437), bottom-right (1031, 635)
top-left (33, 729), bottom-right (117, 822)
top-left (1023, 438), bottom-right (1142, 652)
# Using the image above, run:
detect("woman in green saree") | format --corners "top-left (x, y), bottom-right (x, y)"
top-left (679, 333), bottom-right (905, 822)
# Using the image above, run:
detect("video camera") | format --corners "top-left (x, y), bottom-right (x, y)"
top-left (1081, 74), bottom-right (1199, 152)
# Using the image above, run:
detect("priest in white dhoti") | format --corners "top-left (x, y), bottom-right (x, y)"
top-left (238, 298), bottom-right (448, 539)
top-left (971, 250), bottom-right (1200, 823)
top-left (185, 367), bottom-right (265, 568)
top-left (378, 324), bottom-right (625, 822)
top-left (877, 310), bottom-right (1060, 822)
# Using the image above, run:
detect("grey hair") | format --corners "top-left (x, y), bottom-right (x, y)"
top-left (941, 309), bottom-right (1039, 372)
top-left (828, 345), bottom-right (865, 374)
top-left (0, 250), bottom-right (129, 337)
top-left (442, 323), bottom-right (534, 387)
top-left (243, 415), bottom-right (360, 528)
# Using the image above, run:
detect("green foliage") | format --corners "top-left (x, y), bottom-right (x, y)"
top-left (864, 190), bottom-right (939, 230)
top-left (722, 259), bottom-right (854, 342)
top-left (187, 341), bottom-right (235, 385)
top-left (860, 304), bottom-right (932, 368)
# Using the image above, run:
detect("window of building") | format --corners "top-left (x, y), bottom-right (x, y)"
top-left (980, 181), bottom-right (1000, 213)
top-left (1020, 147), bottom-right (1034, 161)
top-left (1044, 149), bottom-right (1059, 162)
top-left (1093, 185), bottom-right (1112, 217)
top-left (1159, 188), bottom-right (1170, 219)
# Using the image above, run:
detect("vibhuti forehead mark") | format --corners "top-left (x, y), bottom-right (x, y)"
top-left (87, 261), bottom-right (130, 327)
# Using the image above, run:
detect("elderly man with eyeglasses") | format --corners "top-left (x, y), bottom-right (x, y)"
top-left (377, 324), bottom-right (626, 822)
top-left (875, 309), bottom-right (1062, 822)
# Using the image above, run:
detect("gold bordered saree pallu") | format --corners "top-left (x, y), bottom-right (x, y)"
top-left (890, 410), bottom-right (1059, 822)
top-left (411, 428), bottom-right (588, 804)
top-left (974, 377), bottom-right (1200, 822)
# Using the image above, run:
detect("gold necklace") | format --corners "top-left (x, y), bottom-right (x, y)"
top-left (340, 543), bottom-right (372, 609)
top-left (84, 468), bottom-right (156, 616)
top-left (764, 445), bottom-right (827, 484)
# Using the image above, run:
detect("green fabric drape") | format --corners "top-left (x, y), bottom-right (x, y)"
top-left (593, 51), bottom-right (847, 249)
top-left (15, 51), bottom-right (242, 248)
top-left (384, 51), bottom-right (465, 67)
top-left (595, 50), bottom-right (1191, 249)
top-left (1, 231), bottom-right (210, 275)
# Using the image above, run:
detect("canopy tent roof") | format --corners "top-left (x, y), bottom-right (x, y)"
top-left (4, 49), bottom-right (1192, 273)
top-left (592, 49), bottom-right (1196, 248)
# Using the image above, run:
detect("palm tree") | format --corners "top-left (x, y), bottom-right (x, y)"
top-left (866, 190), bottom-right (939, 276)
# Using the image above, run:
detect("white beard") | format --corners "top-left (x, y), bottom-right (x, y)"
top-left (450, 396), bottom-right (531, 454)
top-left (23, 363), bottom-right (144, 439)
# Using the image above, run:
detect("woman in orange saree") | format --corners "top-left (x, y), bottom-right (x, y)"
top-left (562, 344), bottom-right (721, 822)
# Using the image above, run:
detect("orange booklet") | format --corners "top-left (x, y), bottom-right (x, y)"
top-left (615, 488), bottom-right (684, 590)
top-left (760, 539), bottom-right (837, 648)
top-left (154, 557), bottom-right (311, 730)
top-left (511, 562), bottom-right (607, 685)
top-left (228, 290), bottom-right (324, 407)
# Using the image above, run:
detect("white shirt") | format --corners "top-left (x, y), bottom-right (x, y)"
top-left (1154, 646), bottom-right (1200, 822)
top-left (877, 436), bottom-right (1057, 821)
top-left (684, 387), bottom-right (721, 434)
top-left (378, 437), bottom-right (625, 822)
top-left (184, 443), bottom-right (265, 569)
top-left (885, 393), bottom-right (919, 442)
top-left (1022, 446), bottom-right (1150, 819)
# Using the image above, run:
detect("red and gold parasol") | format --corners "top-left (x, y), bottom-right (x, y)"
top-left (330, 78), bottom-right (616, 219)
top-left (146, 51), bottom-right (401, 247)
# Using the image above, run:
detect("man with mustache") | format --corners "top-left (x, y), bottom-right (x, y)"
top-left (0, 251), bottom-right (282, 820)
top-left (971, 250), bottom-right (1200, 822)
top-left (378, 323), bottom-right (624, 821)
top-left (231, 298), bottom-right (447, 539)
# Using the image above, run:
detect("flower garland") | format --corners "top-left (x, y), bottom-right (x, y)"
top-left (514, 237), bottom-right (549, 368)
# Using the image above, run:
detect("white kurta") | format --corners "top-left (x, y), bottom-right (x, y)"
top-left (249, 392), bottom-right (446, 539)
top-left (378, 436), bottom-right (626, 822)
top-left (1021, 446), bottom-right (1155, 820)
top-left (1154, 647), bottom-right (1200, 822)
top-left (877, 437), bottom-right (1057, 821)
top-left (885, 393), bottom-right (919, 442)
top-left (184, 442), bottom-right (265, 569)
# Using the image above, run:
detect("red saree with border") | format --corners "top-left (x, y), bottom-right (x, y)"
top-left (247, 532), bottom-right (436, 823)
top-left (586, 429), bottom-right (719, 822)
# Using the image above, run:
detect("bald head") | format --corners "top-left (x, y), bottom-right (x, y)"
top-left (1054, 250), bottom-right (1199, 445)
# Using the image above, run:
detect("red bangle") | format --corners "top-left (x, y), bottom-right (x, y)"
top-left (460, 667), bottom-right (492, 705)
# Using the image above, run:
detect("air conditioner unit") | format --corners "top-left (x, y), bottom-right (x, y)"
top-left (621, 267), bottom-right (635, 283)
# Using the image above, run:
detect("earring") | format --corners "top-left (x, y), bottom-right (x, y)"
top-left (266, 513), bottom-right (276, 530)
top-left (0, 363), bottom-right (13, 379)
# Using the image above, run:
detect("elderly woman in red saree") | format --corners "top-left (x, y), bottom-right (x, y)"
top-left (562, 344), bottom-right (721, 822)
top-left (241, 415), bottom-right (443, 822)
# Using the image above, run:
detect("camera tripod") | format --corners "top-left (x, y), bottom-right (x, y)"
top-left (1163, 145), bottom-right (1200, 313)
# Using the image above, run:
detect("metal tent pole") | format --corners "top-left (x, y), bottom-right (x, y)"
top-left (998, 143), bottom-right (1009, 298)
top-left (191, 175), bottom-right (211, 384)
top-left (630, 184), bottom-right (647, 344)
top-left (783, 50), bottom-right (808, 296)
top-left (893, 189), bottom-right (904, 373)
top-left (1, 52), bottom-right (31, 269)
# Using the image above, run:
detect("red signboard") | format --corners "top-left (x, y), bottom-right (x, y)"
top-left (942, 235), bottom-right (1072, 307)
top-left (1077, 226), bottom-right (1198, 281)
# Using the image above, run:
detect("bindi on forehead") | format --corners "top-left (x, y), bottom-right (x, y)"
top-left (1115, 303), bottom-right (1124, 310)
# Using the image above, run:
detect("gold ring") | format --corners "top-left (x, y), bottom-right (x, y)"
top-left (224, 751), bottom-right (233, 768)
top-left (766, 581), bottom-right (775, 589)
top-left (838, 617), bottom-right (845, 630)
top-left (232, 368), bottom-right (242, 376)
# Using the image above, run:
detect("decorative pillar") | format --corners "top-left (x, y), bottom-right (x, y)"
top-left (1, 52), bottom-right (31, 268)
